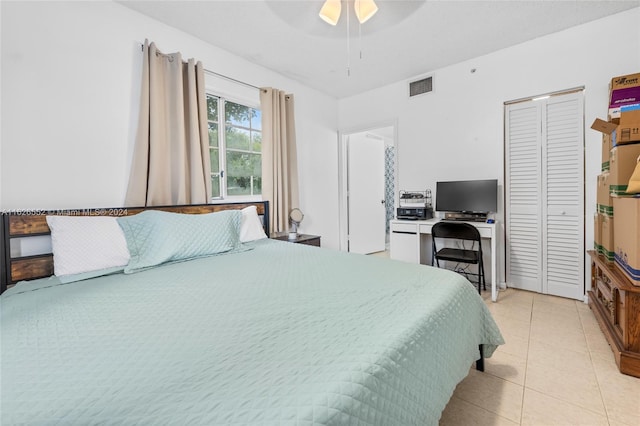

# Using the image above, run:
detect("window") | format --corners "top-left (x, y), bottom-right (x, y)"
top-left (206, 94), bottom-right (262, 199)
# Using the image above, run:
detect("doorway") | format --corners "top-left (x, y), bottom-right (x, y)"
top-left (338, 122), bottom-right (397, 254)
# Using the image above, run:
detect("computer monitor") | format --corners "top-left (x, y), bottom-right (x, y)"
top-left (435, 179), bottom-right (498, 214)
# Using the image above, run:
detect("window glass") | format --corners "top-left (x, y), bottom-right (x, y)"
top-left (207, 96), bottom-right (218, 122)
top-left (206, 94), bottom-right (261, 199)
top-left (208, 123), bottom-right (219, 148)
top-left (226, 126), bottom-right (251, 151)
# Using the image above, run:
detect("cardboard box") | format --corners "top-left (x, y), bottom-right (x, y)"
top-left (609, 88), bottom-right (640, 118)
top-left (591, 118), bottom-right (619, 147)
top-left (591, 114), bottom-right (640, 146)
top-left (594, 213), bottom-right (602, 251)
top-left (602, 133), bottom-right (612, 171)
top-left (611, 73), bottom-right (640, 91)
top-left (612, 196), bottom-right (640, 285)
top-left (609, 72), bottom-right (640, 118)
top-left (600, 213), bottom-right (614, 262)
top-left (597, 172), bottom-right (612, 215)
top-left (617, 104), bottom-right (640, 144)
top-left (609, 143), bottom-right (640, 195)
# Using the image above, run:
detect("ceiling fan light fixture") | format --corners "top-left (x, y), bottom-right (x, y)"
top-left (354, 0), bottom-right (378, 24)
top-left (319, 0), bottom-right (342, 26)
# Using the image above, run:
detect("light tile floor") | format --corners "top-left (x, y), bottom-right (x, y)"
top-left (440, 288), bottom-right (640, 426)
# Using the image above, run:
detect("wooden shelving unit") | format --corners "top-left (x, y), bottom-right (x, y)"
top-left (588, 250), bottom-right (640, 377)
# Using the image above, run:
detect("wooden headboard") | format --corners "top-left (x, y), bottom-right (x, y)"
top-left (0, 201), bottom-right (269, 294)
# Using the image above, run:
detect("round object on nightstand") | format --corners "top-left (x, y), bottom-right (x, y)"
top-left (289, 208), bottom-right (304, 238)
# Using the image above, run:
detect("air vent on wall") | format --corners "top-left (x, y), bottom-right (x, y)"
top-left (408, 75), bottom-right (433, 98)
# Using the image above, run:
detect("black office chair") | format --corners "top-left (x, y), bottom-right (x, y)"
top-left (431, 222), bottom-right (486, 294)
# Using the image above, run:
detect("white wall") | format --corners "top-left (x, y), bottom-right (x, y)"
top-left (338, 8), bottom-right (640, 289)
top-left (0, 1), bottom-right (341, 248)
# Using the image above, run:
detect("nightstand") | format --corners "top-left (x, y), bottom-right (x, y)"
top-left (271, 233), bottom-right (321, 247)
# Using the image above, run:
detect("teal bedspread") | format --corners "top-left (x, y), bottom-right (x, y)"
top-left (1, 239), bottom-right (503, 425)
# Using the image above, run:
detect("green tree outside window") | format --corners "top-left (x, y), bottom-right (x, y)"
top-left (207, 95), bottom-right (261, 198)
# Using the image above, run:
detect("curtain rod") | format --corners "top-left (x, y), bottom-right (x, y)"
top-left (203, 69), bottom-right (260, 91)
top-left (140, 43), bottom-right (260, 91)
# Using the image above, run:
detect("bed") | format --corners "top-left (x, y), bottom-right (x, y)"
top-left (0, 202), bottom-right (504, 425)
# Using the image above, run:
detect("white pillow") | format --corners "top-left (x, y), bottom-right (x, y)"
top-left (239, 206), bottom-right (268, 242)
top-left (46, 215), bottom-right (130, 276)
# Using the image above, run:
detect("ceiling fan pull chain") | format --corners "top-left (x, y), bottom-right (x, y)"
top-left (347, 0), bottom-right (351, 77)
top-left (359, 13), bottom-right (363, 60)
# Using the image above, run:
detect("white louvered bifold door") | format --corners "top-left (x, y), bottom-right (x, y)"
top-left (542, 93), bottom-right (584, 299)
top-left (505, 90), bottom-right (585, 300)
top-left (505, 102), bottom-right (543, 293)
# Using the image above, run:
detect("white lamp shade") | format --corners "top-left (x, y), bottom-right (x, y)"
top-left (354, 0), bottom-right (378, 24)
top-left (319, 0), bottom-right (342, 26)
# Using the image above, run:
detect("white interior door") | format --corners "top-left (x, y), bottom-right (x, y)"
top-left (347, 134), bottom-right (386, 254)
top-left (505, 101), bottom-right (543, 293)
top-left (542, 93), bottom-right (584, 299)
top-left (505, 90), bottom-right (584, 300)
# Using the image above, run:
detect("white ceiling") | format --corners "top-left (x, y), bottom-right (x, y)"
top-left (119, 0), bottom-right (640, 99)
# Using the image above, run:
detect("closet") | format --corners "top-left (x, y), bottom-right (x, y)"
top-left (505, 90), bottom-right (585, 300)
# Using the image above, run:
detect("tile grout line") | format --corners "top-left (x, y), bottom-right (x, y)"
top-left (485, 291), bottom-right (631, 425)
top-left (446, 395), bottom-right (518, 425)
top-left (514, 293), bottom-right (535, 425)
top-left (528, 298), bottom-right (613, 424)
top-left (578, 301), bottom-right (614, 426)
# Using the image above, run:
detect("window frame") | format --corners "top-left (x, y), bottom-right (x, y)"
top-left (206, 92), bottom-right (262, 202)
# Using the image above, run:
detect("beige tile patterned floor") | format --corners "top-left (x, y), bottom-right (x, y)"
top-left (440, 288), bottom-right (640, 426)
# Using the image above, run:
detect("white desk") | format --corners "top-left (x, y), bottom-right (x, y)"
top-left (390, 218), bottom-right (502, 302)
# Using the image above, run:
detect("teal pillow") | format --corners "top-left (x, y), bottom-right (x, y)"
top-left (117, 210), bottom-right (244, 273)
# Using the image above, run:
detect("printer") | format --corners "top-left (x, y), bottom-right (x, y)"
top-left (397, 190), bottom-right (434, 220)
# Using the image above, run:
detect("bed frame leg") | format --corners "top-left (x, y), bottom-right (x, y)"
top-left (476, 345), bottom-right (484, 372)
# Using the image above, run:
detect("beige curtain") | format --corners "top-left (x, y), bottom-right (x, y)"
top-left (125, 40), bottom-right (211, 206)
top-left (260, 88), bottom-right (299, 233)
